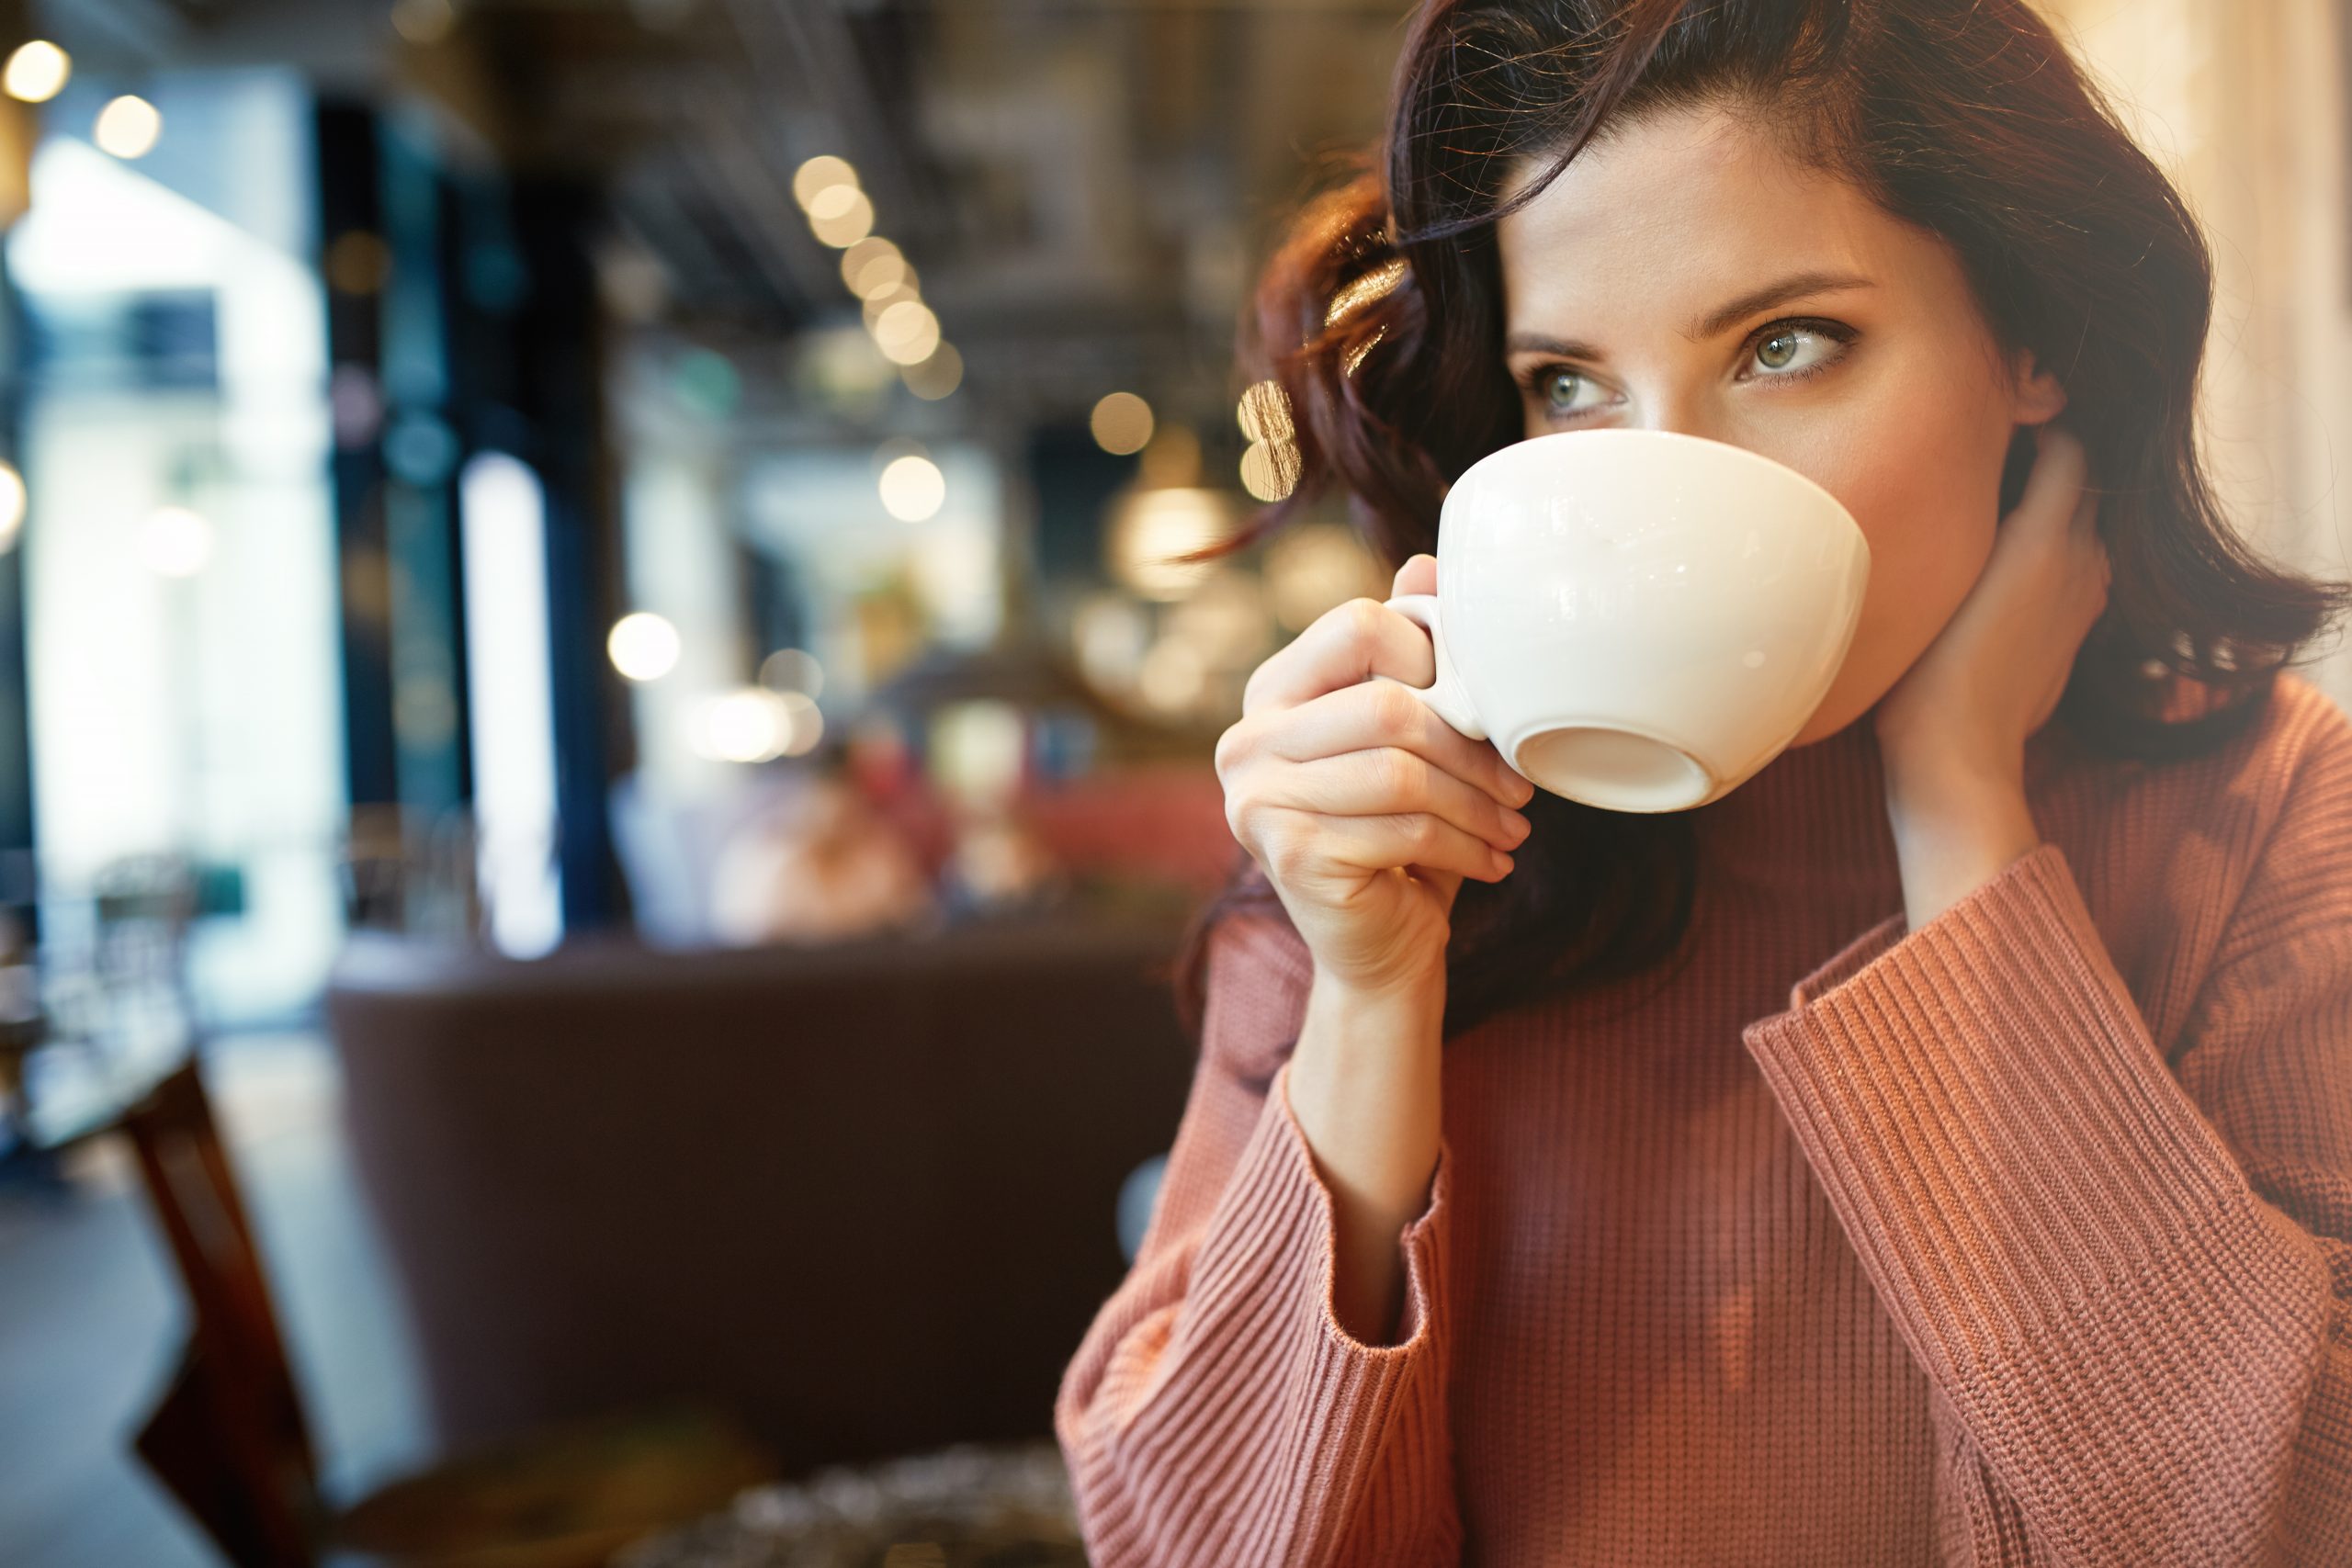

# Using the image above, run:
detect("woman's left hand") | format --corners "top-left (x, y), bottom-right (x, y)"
top-left (1872, 421), bottom-right (2109, 791)
top-left (1869, 422), bottom-right (2111, 925)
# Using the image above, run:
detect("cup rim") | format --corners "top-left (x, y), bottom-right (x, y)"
top-left (1447, 426), bottom-right (1863, 546)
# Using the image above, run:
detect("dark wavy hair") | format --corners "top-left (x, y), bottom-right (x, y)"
top-left (1172, 0), bottom-right (2352, 1042)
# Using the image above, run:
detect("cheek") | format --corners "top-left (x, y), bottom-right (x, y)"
top-left (1783, 387), bottom-right (2009, 726)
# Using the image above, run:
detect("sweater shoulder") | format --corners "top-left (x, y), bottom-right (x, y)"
top-left (2068, 670), bottom-right (2350, 849)
top-left (2188, 670), bottom-right (2349, 831)
top-left (2053, 672), bottom-right (2352, 1015)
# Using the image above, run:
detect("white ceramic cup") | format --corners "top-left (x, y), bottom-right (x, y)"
top-left (1374, 427), bottom-right (1870, 813)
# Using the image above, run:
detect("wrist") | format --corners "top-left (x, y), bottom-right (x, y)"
top-left (1883, 780), bottom-right (2042, 930)
top-left (1308, 958), bottom-right (1447, 1026)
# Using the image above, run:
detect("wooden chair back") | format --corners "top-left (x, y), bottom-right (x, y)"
top-left (119, 1058), bottom-right (322, 1567)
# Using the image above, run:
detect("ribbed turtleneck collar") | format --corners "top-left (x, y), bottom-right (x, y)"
top-left (1690, 713), bottom-right (2077, 901)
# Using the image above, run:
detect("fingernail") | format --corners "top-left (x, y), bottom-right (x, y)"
top-left (1501, 808), bottom-right (1531, 840)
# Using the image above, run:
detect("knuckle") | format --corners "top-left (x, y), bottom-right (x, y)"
top-left (1267, 828), bottom-right (1312, 884)
top-left (1373, 745), bottom-right (1426, 803)
top-left (1342, 596), bottom-right (1388, 644)
top-left (1213, 720), bottom-right (1249, 779)
top-left (1225, 789), bottom-right (1260, 847)
top-left (1372, 677), bottom-right (1422, 734)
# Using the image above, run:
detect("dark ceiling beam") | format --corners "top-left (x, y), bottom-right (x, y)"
top-left (718, 0), bottom-right (930, 231)
top-left (675, 100), bottom-right (821, 321)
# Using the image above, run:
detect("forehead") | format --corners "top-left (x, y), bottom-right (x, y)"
top-left (1495, 104), bottom-right (1895, 322)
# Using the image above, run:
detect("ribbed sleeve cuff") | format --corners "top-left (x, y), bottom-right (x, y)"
top-left (1187, 1055), bottom-right (1450, 1382)
top-left (1739, 841), bottom-right (2312, 1381)
top-left (1110, 1057), bottom-right (1453, 1562)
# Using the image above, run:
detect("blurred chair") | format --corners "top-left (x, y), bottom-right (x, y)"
top-left (322, 910), bottom-right (1200, 1478)
top-left (117, 1058), bottom-right (775, 1568)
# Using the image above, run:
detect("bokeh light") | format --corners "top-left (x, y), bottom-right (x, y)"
top-left (877, 454), bottom-right (946, 521)
top-left (691, 688), bottom-right (820, 763)
top-left (1236, 378), bottom-right (1294, 444)
top-left (1265, 522), bottom-right (1383, 631)
top-left (792, 155), bottom-right (858, 209)
top-left (901, 343), bottom-right (962, 400)
top-left (390, 0), bottom-right (458, 44)
top-left (607, 611), bottom-right (682, 682)
top-left (1238, 441), bottom-right (1299, 502)
top-left (1090, 391), bottom-right (1153, 456)
top-left (860, 281), bottom-right (921, 329)
top-left (1105, 486), bottom-right (1227, 601)
top-left (873, 299), bottom-right (940, 365)
top-left (758, 647), bottom-right (825, 699)
top-left (3, 41), bottom-right (70, 104)
top-left (841, 237), bottom-right (910, 299)
top-left (807, 186), bottom-right (875, 247)
top-left (95, 96), bottom-right (163, 160)
top-left (325, 231), bottom-right (393, 294)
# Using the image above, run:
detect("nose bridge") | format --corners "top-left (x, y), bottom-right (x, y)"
top-left (1633, 391), bottom-right (1721, 445)
top-left (1615, 355), bottom-right (1723, 443)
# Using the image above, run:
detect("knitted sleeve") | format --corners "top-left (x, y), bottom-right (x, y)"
top-left (1740, 709), bottom-right (2352, 1565)
top-left (1053, 912), bottom-right (1463, 1567)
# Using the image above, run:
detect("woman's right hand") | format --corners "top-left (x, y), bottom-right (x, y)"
top-left (1215, 552), bottom-right (1537, 998)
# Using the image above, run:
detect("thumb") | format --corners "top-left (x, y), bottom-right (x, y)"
top-left (1391, 552), bottom-right (1437, 598)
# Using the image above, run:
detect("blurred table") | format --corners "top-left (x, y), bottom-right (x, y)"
top-left (616, 1439), bottom-right (1086, 1568)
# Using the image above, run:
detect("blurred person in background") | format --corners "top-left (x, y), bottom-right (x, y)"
top-left (709, 749), bottom-right (939, 946)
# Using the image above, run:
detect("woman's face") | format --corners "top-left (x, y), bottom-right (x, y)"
top-left (1494, 101), bottom-right (2067, 745)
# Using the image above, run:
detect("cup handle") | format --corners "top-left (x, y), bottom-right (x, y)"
top-left (1373, 593), bottom-right (1487, 742)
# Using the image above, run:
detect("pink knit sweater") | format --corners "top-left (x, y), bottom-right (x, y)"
top-left (1054, 672), bottom-right (2352, 1566)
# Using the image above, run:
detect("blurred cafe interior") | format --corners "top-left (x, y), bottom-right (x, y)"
top-left (1, 0), bottom-right (2348, 1562)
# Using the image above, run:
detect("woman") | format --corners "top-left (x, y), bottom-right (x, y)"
top-left (1054, 2), bottom-right (2352, 1564)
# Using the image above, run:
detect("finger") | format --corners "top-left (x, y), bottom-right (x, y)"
top-left (1313, 808), bottom-right (1513, 884)
top-left (2014, 423), bottom-right (2088, 536)
top-left (2071, 469), bottom-right (2103, 540)
top-left (1391, 552), bottom-right (1436, 598)
top-left (1258, 747), bottom-right (1531, 853)
top-left (1244, 596), bottom-right (1439, 715)
top-left (1252, 677), bottom-right (1533, 807)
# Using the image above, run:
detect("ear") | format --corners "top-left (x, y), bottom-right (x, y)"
top-left (2006, 345), bottom-right (2068, 426)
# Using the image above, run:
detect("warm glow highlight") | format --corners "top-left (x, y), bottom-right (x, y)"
top-left (607, 611), bottom-right (682, 682)
top-left (873, 299), bottom-right (940, 365)
top-left (1090, 391), bottom-right (1154, 456)
top-left (792, 155), bottom-right (858, 209)
top-left (877, 454), bottom-right (946, 522)
top-left (841, 237), bottom-right (910, 299)
top-left (3, 41), bottom-right (70, 104)
top-left (902, 344), bottom-right (963, 401)
top-left (808, 187), bottom-right (875, 248)
top-left (95, 96), bottom-right (164, 160)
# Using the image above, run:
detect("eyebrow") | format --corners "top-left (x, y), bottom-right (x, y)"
top-left (1503, 269), bottom-right (1877, 360)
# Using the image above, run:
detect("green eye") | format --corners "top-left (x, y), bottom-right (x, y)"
top-left (1749, 321), bottom-right (1850, 378)
top-left (1524, 364), bottom-right (1615, 421)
